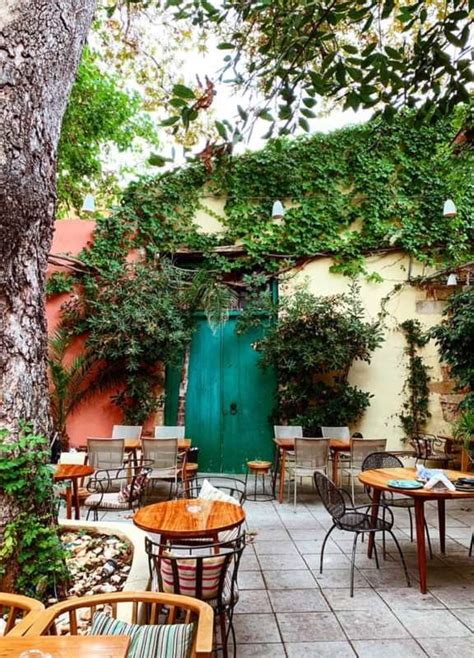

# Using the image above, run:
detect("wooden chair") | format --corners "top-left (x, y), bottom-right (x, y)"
top-left (86, 438), bottom-right (125, 470)
top-left (142, 438), bottom-right (180, 500)
top-left (0, 593), bottom-right (45, 637)
top-left (24, 591), bottom-right (214, 658)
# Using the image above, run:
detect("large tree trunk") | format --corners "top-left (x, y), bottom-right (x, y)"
top-left (0, 0), bottom-right (96, 437)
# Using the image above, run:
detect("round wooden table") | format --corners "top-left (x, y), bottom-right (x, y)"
top-left (359, 466), bottom-right (474, 594)
top-left (133, 498), bottom-right (245, 542)
top-left (54, 464), bottom-right (94, 520)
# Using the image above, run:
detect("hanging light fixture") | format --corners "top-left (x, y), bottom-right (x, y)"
top-left (443, 199), bottom-right (457, 217)
top-left (81, 193), bottom-right (95, 212)
top-left (446, 273), bottom-right (458, 286)
top-left (271, 200), bottom-right (284, 219)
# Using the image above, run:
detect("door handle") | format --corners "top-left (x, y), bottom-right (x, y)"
top-left (229, 402), bottom-right (238, 415)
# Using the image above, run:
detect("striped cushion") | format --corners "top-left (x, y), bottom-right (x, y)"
top-left (84, 493), bottom-right (130, 509)
top-left (160, 554), bottom-right (226, 600)
top-left (90, 612), bottom-right (194, 658)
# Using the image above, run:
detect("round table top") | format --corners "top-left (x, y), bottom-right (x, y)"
top-left (247, 460), bottom-right (272, 471)
top-left (359, 467), bottom-right (474, 499)
top-left (54, 464), bottom-right (94, 481)
top-left (133, 498), bottom-right (246, 538)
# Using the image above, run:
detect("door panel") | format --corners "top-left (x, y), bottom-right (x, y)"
top-left (185, 319), bottom-right (223, 472)
top-left (221, 321), bottom-right (275, 472)
top-left (184, 314), bottom-right (275, 473)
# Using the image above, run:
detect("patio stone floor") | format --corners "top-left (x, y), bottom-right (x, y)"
top-left (77, 481), bottom-right (474, 657)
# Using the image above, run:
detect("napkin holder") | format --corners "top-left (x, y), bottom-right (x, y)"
top-left (423, 473), bottom-right (455, 491)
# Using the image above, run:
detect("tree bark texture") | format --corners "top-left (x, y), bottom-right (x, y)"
top-left (0, 0), bottom-right (96, 437)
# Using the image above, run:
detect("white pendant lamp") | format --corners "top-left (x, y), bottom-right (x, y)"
top-left (443, 199), bottom-right (457, 217)
top-left (81, 193), bottom-right (96, 212)
top-left (272, 200), bottom-right (284, 219)
top-left (446, 273), bottom-right (458, 286)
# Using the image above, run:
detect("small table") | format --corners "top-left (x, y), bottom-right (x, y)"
top-left (358, 466), bottom-right (474, 594)
top-left (54, 464), bottom-right (94, 520)
top-left (133, 498), bottom-right (245, 543)
top-left (245, 460), bottom-right (274, 501)
top-left (273, 438), bottom-right (350, 503)
top-left (0, 635), bottom-right (130, 658)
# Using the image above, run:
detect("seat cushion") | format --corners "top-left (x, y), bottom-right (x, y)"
top-left (198, 479), bottom-right (240, 506)
top-left (84, 493), bottom-right (131, 510)
top-left (90, 612), bottom-right (194, 658)
top-left (160, 553), bottom-right (227, 601)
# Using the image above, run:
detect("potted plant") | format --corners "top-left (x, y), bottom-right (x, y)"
top-left (453, 410), bottom-right (474, 467)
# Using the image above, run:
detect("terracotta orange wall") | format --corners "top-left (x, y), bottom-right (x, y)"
top-left (47, 220), bottom-right (122, 447)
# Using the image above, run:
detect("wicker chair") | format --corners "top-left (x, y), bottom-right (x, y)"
top-left (287, 438), bottom-right (330, 510)
top-left (84, 462), bottom-right (152, 521)
top-left (361, 452), bottom-right (433, 559)
top-left (112, 425), bottom-right (143, 440)
top-left (86, 438), bottom-right (125, 470)
top-left (142, 438), bottom-right (180, 500)
top-left (155, 426), bottom-right (186, 439)
top-left (341, 438), bottom-right (387, 501)
top-left (146, 534), bottom-right (245, 658)
top-left (314, 472), bottom-right (411, 597)
top-left (0, 593), bottom-right (45, 637)
top-left (24, 591), bottom-right (213, 658)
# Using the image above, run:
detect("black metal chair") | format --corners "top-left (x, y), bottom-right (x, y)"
top-left (361, 452), bottom-right (433, 559)
top-left (84, 461), bottom-right (152, 521)
top-left (146, 533), bottom-right (246, 658)
top-left (469, 533), bottom-right (473, 557)
top-left (314, 471), bottom-right (411, 597)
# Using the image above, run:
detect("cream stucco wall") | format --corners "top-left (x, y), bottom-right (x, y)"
top-left (284, 253), bottom-right (451, 450)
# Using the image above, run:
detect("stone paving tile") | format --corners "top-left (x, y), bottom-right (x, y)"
top-left (258, 553), bottom-right (307, 571)
top-left (277, 611), bottom-right (346, 643)
top-left (293, 538), bottom-right (343, 554)
top-left (235, 644), bottom-right (286, 657)
top-left (303, 552), bottom-right (351, 570)
top-left (430, 585), bottom-right (474, 607)
top-left (263, 568), bottom-right (317, 590)
top-left (376, 587), bottom-right (444, 610)
top-left (235, 589), bottom-right (273, 614)
top-left (254, 540), bottom-right (300, 556)
top-left (336, 608), bottom-right (410, 640)
top-left (451, 607), bottom-right (474, 632)
top-left (287, 527), bottom-right (329, 540)
top-left (351, 639), bottom-right (427, 658)
top-left (418, 637), bottom-right (474, 657)
top-left (358, 567), bottom-right (413, 588)
top-left (234, 613), bottom-right (281, 644)
top-left (395, 608), bottom-right (472, 638)
top-left (312, 567), bottom-right (369, 589)
top-left (238, 570), bottom-right (266, 590)
top-left (321, 587), bottom-right (384, 611)
top-left (268, 588), bottom-right (330, 613)
top-left (285, 641), bottom-right (356, 657)
top-left (252, 527), bottom-right (291, 541)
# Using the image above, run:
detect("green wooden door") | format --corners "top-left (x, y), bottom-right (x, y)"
top-left (172, 313), bottom-right (275, 473)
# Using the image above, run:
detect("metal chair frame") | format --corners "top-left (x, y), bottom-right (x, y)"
top-left (361, 451), bottom-right (433, 559)
top-left (314, 471), bottom-right (411, 597)
top-left (146, 533), bottom-right (246, 658)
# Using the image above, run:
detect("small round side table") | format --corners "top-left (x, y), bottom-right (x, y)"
top-left (245, 460), bottom-right (274, 501)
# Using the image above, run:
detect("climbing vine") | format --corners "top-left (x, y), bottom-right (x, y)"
top-left (54, 111), bottom-right (473, 423)
top-left (398, 319), bottom-right (431, 440)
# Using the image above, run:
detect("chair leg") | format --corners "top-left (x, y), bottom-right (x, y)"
top-left (470, 533), bottom-right (474, 557)
top-left (408, 507), bottom-right (414, 542)
top-left (382, 507), bottom-right (387, 559)
top-left (387, 529), bottom-right (411, 587)
top-left (351, 471), bottom-right (355, 504)
top-left (293, 473), bottom-right (297, 512)
top-left (424, 519), bottom-right (433, 560)
top-left (372, 535), bottom-right (380, 569)
top-left (350, 532), bottom-right (359, 597)
top-left (219, 611), bottom-right (228, 658)
top-left (320, 524), bottom-right (336, 574)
